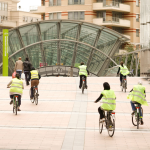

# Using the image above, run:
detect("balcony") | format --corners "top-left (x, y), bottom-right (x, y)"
top-left (30, 6), bottom-right (46, 14)
top-left (0, 20), bottom-right (17, 28)
top-left (93, 1), bottom-right (130, 13)
top-left (93, 17), bottom-right (130, 28)
top-left (123, 34), bottom-right (130, 40)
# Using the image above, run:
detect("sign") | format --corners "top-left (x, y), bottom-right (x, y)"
top-left (3, 29), bottom-right (8, 76)
top-left (40, 63), bottom-right (47, 67)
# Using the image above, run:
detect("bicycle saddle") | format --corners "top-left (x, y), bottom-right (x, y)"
top-left (132, 101), bottom-right (140, 105)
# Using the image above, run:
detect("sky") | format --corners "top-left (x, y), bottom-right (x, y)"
top-left (17, 0), bottom-right (41, 12)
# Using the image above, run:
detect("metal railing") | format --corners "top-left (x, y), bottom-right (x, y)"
top-left (103, 17), bottom-right (119, 23)
top-left (103, 1), bottom-right (120, 7)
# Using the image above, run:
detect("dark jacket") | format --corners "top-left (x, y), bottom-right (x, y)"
top-left (29, 70), bottom-right (41, 81)
top-left (23, 61), bottom-right (32, 71)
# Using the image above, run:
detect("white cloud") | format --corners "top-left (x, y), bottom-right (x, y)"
top-left (17, 0), bottom-right (41, 12)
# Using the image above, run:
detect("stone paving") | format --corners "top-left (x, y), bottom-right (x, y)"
top-left (0, 77), bottom-right (150, 150)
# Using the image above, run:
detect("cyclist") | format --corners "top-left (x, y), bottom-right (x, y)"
top-left (29, 67), bottom-right (41, 100)
top-left (127, 80), bottom-right (148, 125)
top-left (117, 61), bottom-right (129, 87)
top-left (78, 62), bottom-right (89, 89)
top-left (7, 73), bottom-right (24, 111)
top-left (94, 82), bottom-right (116, 122)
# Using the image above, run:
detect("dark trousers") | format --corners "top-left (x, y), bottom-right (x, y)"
top-left (31, 80), bottom-right (39, 98)
top-left (79, 75), bottom-right (87, 87)
top-left (24, 71), bottom-right (30, 85)
top-left (10, 95), bottom-right (21, 106)
top-left (16, 71), bottom-right (22, 78)
top-left (98, 107), bottom-right (105, 119)
top-left (120, 74), bottom-right (126, 83)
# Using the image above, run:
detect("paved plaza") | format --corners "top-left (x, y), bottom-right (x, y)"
top-left (0, 77), bottom-right (150, 150)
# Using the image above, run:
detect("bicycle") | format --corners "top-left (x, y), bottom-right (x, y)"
top-left (82, 76), bottom-right (85, 94)
top-left (99, 110), bottom-right (115, 137)
top-left (121, 76), bottom-right (127, 93)
top-left (29, 86), bottom-right (39, 105)
top-left (13, 95), bottom-right (19, 115)
top-left (132, 102), bottom-right (143, 129)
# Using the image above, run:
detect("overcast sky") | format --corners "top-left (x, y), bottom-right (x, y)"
top-left (17, 0), bottom-right (41, 12)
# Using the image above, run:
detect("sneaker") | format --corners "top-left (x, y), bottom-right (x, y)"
top-left (18, 109), bottom-right (21, 111)
top-left (79, 86), bottom-right (81, 89)
top-left (120, 82), bottom-right (122, 86)
top-left (85, 85), bottom-right (88, 89)
top-left (140, 119), bottom-right (144, 125)
top-left (10, 100), bottom-right (13, 105)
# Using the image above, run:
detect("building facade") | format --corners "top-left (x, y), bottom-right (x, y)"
top-left (0, 0), bottom-right (41, 33)
top-left (30, 0), bottom-right (140, 49)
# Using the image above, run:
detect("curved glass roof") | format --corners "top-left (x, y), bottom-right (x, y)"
top-left (0, 20), bottom-right (128, 76)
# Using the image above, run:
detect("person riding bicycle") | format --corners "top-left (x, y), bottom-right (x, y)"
top-left (117, 61), bottom-right (129, 87)
top-left (94, 82), bottom-right (116, 122)
top-left (78, 62), bottom-right (89, 89)
top-left (7, 73), bottom-right (24, 111)
top-left (29, 67), bottom-right (41, 100)
top-left (127, 80), bottom-right (148, 125)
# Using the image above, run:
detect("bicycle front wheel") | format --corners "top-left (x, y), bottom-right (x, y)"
top-left (99, 116), bottom-right (103, 134)
top-left (107, 115), bottom-right (115, 137)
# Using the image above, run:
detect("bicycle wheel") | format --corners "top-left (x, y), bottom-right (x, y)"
top-left (132, 111), bottom-right (137, 126)
top-left (15, 98), bottom-right (17, 115)
top-left (124, 82), bottom-right (126, 93)
top-left (29, 88), bottom-right (34, 103)
top-left (137, 112), bottom-right (139, 129)
top-left (107, 115), bottom-right (115, 137)
top-left (121, 80), bottom-right (123, 92)
top-left (82, 82), bottom-right (85, 94)
top-left (99, 116), bottom-right (103, 134)
top-left (34, 89), bottom-right (38, 105)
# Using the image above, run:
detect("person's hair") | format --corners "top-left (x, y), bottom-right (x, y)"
top-left (138, 80), bottom-right (142, 85)
top-left (25, 57), bottom-right (29, 61)
top-left (15, 73), bottom-right (20, 79)
top-left (81, 62), bottom-right (84, 65)
top-left (103, 82), bottom-right (110, 90)
top-left (120, 61), bottom-right (124, 66)
top-left (31, 67), bottom-right (35, 70)
top-left (19, 57), bottom-right (21, 60)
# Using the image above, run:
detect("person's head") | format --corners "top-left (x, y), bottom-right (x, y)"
top-left (80, 62), bottom-right (84, 65)
top-left (138, 80), bottom-right (142, 85)
top-left (103, 82), bottom-right (110, 90)
top-left (25, 57), bottom-right (29, 61)
top-left (15, 73), bottom-right (20, 79)
top-left (18, 57), bottom-right (21, 60)
top-left (31, 67), bottom-right (35, 70)
top-left (120, 61), bottom-right (124, 66)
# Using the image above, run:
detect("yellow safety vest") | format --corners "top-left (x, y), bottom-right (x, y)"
top-left (120, 65), bottom-right (129, 76)
top-left (10, 78), bottom-right (23, 94)
top-left (101, 90), bottom-right (116, 111)
top-left (30, 70), bottom-right (39, 80)
top-left (79, 65), bottom-right (88, 76)
top-left (127, 85), bottom-right (148, 106)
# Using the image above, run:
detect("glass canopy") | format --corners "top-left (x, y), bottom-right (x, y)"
top-left (0, 20), bottom-right (128, 76)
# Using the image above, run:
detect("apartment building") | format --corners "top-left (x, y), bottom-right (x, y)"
top-left (30, 0), bottom-right (140, 50)
top-left (0, 0), bottom-right (41, 33)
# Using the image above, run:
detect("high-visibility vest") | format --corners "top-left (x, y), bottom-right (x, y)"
top-left (10, 78), bottom-right (23, 94)
top-left (30, 70), bottom-right (39, 80)
top-left (101, 90), bottom-right (116, 110)
top-left (127, 85), bottom-right (148, 106)
top-left (120, 65), bottom-right (129, 76)
top-left (79, 65), bottom-right (88, 76)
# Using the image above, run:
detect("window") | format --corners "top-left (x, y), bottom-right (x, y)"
top-left (68, 11), bottom-right (84, 20)
top-left (136, 0), bottom-right (139, 6)
top-left (68, 0), bottom-right (84, 5)
top-left (2, 3), bottom-right (4, 11)
top-left (49, 12), bottom-right (61, 19)
top-left (49, 0), bottom-right (61, 6)
top-left (0, 3), bottom-right (1, 11)
top-left (5, 3), bottom-right (7, 11)
top-left (136, 14), bottom-right (139, 22)
top-left (97, 11), bottom-right (106, 21)
top-left (136, 29), bottom-right (139, 37)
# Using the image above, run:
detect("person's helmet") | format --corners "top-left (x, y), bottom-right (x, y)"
top-left (80, 62), bottom-right (84, 65)
top-left (138, 80), bottom-right (142, 85)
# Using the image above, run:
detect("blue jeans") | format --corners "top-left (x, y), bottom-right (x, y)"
top-left (16, 71), bottom-right (22, 78)
top-left (130, 101), bottom-right (142, 117)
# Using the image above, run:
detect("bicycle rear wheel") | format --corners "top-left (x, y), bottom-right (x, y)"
top-left (15, 98), bottom-right (17, 115)
top-left (99, 116), bottom-right (103, 134)
top-left (137, 112), bottom-right (139, 129)
top-left (124, 82), bottom-right (126, 93)
top-left (34, 90), bottom-right (38, 105)
top-left (82, 82), bottom-right (85, 94)
top-left (107, 115), bottom-right (115, 137)
top-left (132, 112), bottom-right (137, 126)
top-left (29, 88), bottom-right (34, 103)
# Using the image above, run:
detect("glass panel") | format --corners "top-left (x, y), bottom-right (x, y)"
top-left (81, 0), bottom-right (84, 4)
top-left (74, 12), bottom-right (78, 20)
top-left (5, 3), bottom-right (7, 11)
top-left (80, 12), bottom-right (84, 20)
top-left (57, 12), bottom-right (61, 19)
top-left (26, 44), bottom-right (42, 69)
top-left (53, 0), bottom-right (57, 6)
top-left (19, 25), bottom-right (39, 46)
top-left (68, 12), bottom-right (73, 19)
top-left (57, 0), bottom-right (61, 5)
top-left (49, 0), bottom-right (53, 6)
top-left (79, 25), bottom-right (99, 46)
top-left (2, 3), bottom-right (4, 11)
top-left (75, 44), bottom-right (92, 65)
top-left (61, 22), bottom-right (78, 40)
top-left (60, 41), bottom-right (75, 66)
top-left (74, 0), bottom-right (78, 4)
top-left (68, 0), bottom-right (72, 5)
top-left (0, 3), bottom-right (1, 11)
top-left (43, 41), bottom-right (57, 66)
top-left (40, 22), bottom-right (57, 40)
top-left (53, 13), bottom-right (57, 19)
top-left (49, 13), bottom-right (53, 19)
